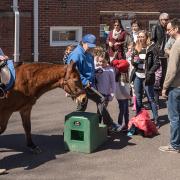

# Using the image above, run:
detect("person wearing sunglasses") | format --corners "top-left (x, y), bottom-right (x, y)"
top-left (151, 13), bottom-right (169, 108)
top-left (131, 30), bottom-right (160, 128)
top-left (159, 18), bottom-right (180, 153)
top-left (106, 18), bottom-right (127, 62)
top-left (151, 13), bottom-right (169, 57)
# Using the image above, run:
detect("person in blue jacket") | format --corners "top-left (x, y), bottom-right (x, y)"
top-left (67, 34), bottom-right (121, 133)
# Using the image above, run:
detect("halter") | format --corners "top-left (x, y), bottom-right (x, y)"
top-left (62, 65), bottom-right (85, 98)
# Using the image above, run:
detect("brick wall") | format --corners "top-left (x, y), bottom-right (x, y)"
top-left (0, 0), bottom-right (33, 61)
top-left (0, 0), bottom-right (179, 63)
top-left (0, 0), bottom-right (14, 58)
top-left (99, 0), bottom-right (180, 27)
top-left (38, 0), bottom-right (100, 62)
top-left (100, 0), bottom-right (180, 13)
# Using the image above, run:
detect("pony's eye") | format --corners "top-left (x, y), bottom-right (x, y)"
top-left (74, 80), bottom-right (79, 84)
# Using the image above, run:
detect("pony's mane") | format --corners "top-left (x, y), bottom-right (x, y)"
top-left (21, 61), bottom-right (63, 65)
top-left (14, 61), bottom-right (64, 69)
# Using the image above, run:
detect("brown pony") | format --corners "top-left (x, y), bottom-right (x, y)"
top-left (0, 61), bottom-right (87, 153)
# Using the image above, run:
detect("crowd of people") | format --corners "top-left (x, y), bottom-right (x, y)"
top-left (63, 13), bottom-right (180, 154)
top-left (63, 14), bottom-right (163, 132)
top-left (1, 12), bottom-right (180, 175)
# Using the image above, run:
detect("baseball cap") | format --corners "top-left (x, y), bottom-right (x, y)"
top-left (82, 34), bottom-right (96, 48)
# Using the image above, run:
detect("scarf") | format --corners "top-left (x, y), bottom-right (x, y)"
top-left (112, 29), bottom-right (121, 40)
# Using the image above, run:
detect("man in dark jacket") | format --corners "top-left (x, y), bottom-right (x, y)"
top-left (151, 13), bottom-right (169, 88)
top-left (151, 13), bottom-right (169, 57)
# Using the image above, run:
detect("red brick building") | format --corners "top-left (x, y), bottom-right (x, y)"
top-left (0, 0), bottom-right (179, 63)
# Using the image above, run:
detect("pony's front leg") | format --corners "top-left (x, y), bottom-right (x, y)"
top-left (20, 106), bottom-right (41, 154)
top-left (0, 111), bottom-right (12, 134)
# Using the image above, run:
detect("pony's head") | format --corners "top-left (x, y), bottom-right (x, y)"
top-left (62, 61), bottom-right (87, 105)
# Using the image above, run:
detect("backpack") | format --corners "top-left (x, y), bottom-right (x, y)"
top-left (128, 109), bottom-right (159, 137)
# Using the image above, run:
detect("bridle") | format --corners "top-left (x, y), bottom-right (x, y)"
top-left (62, 77), bottom-right (85, 98)
top-left (61, 65), bottom-right (85, 98)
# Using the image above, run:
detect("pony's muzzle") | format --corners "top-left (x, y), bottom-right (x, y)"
top-left (75, 93), bottom-right (87, 105)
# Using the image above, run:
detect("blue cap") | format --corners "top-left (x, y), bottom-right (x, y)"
top-left (82, 34), bottom-right (96, 48)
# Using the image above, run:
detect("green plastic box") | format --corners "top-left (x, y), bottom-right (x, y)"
top-left (64, 112), bottom-right (107, 153)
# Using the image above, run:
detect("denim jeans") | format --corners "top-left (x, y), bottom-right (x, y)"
top-left (144, 85), bottom-right (158, 121)
top-left (134, 76), bottom-right (144, 113)
top-left (134, 75), bottom-right (158, 120)
top-left (76, 86), bottom-right (114, 126)
top-left (117, 99), bottom-right (129, 126)
top-left (167, 87), bottom-right (180, 150)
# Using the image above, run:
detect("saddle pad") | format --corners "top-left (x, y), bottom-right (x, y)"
top-left (4, 60), bottom-right (16, 91)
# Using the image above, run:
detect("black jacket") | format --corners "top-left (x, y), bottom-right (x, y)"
top-left (131, 43), bottom-right (160, 86)
top-left (144, 43), bottom-right (160, 85)
top-left (151, 22), bottom-right (168, 57)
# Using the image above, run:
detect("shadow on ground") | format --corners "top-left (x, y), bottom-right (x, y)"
top-left (159, 114), bottom-right (169, 128)
top-left (0, 134), bottom-right (65, 171)
top-left (96, 132), bottom-right (136, 152)
top-left (0, 132), bottom-right (136, 171)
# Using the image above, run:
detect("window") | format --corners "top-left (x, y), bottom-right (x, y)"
top-left (100, 24), bottom-right (106, 37)
top-left (100, 24), bottom-right (110, 38)
top-left (149, 20), bottom-right (158, 31)
top-left (121, 20), bottom-right (131, 33)
top-left (50, 26), bottom-right (82, 46)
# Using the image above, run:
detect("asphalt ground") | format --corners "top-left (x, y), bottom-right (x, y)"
top-left (0, 88), bottom-right (180, 180)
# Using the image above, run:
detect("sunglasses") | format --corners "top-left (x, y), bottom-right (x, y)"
top-left (167, 28), bottom-right (174, 33)
top-left (137, 36), bottom-right (145, 38)
top-left (161, 19), bottom-right (169, 21)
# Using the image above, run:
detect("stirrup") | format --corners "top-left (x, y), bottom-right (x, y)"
top-left (0, 87), bottom-right (6, 99)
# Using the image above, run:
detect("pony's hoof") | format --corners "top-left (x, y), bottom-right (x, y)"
top-left (30, 146), bottom-right (42, 154)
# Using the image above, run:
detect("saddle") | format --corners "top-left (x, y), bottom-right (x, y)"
top-left (0, 60), bottom-right (15, 99)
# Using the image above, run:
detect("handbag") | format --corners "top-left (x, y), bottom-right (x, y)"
top-left (129, 68), bottom-right (136, 83)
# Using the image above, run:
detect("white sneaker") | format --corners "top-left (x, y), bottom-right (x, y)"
top-left (0, 169), bottom-right (7, 175)
top-left (159, 145), bottom-right (180, 153)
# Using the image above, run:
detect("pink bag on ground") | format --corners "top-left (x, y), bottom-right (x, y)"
top-left (128, 109), bottom-right (159, 137)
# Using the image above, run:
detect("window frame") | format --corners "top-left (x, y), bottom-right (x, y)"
top-left (100, 24), bottom-right (107, 37)
top-left (50, 26), bottom-right (82, 46)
